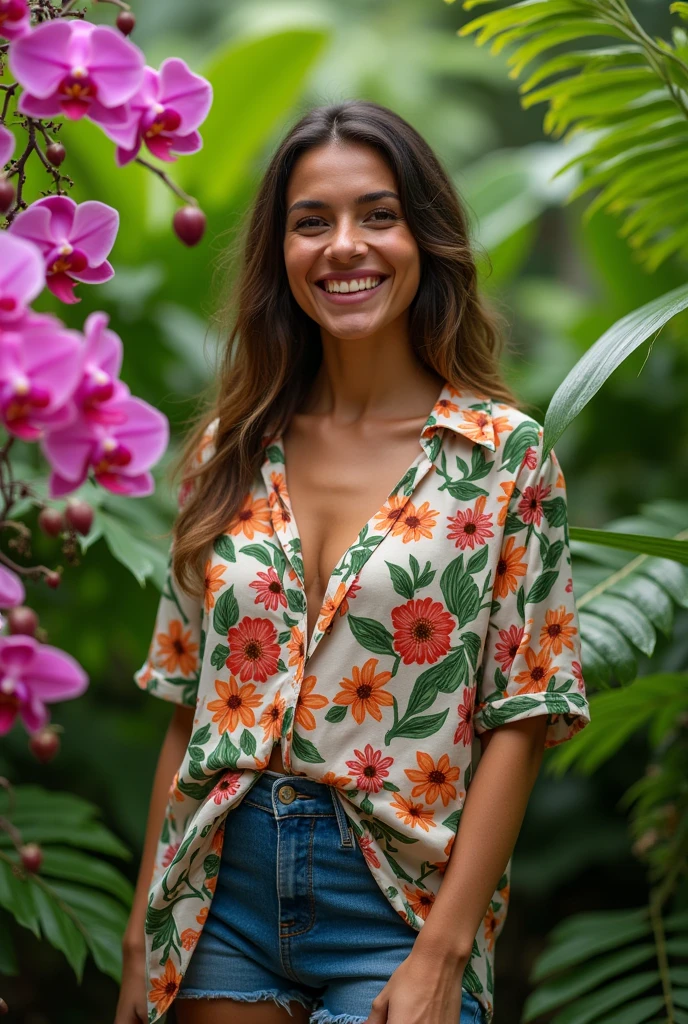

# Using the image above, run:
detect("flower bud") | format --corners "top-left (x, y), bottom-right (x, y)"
top-left (45, 143), bottom-right (66, 167)
top-left (20, 842), bottom-right (43, 874)
top-left (0, 178), bottom-right (15, 214)
top-left (116, 11), bottom-right (135, 35)
top-left (38, 507), bottom-right (64, 538)
top-left (173, 206), bottom-right (206, 247)
top-left (45, 570), bottom-right (61, 589)
top-left (64, 499), bottom-right (93, 537)
top-left (7, 606), bottom-right (38, 636)
top-left (29, 726), bottom-right (61, 764)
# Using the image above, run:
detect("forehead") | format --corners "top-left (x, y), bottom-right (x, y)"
top-left (286, 141), bottom-right (397, 204)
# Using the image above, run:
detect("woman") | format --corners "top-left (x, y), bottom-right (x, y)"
top-left (116, 100), bottom-right (590, 1024)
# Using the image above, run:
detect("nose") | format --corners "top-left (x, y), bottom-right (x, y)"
top-left (325, 217), bottom-right (367, 262)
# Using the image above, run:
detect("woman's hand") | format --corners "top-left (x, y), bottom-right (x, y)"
top-left (364, 942), bottom-right (467, 1024)
top-left (114, 943), bottom-right (148, 1023)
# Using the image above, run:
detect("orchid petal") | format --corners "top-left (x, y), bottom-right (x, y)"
top-left (0, 565), bottom-right (24, 608)
top-left (8, 20), bottom-right (72, 98)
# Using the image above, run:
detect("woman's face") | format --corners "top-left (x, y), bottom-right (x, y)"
top-left (283, 141), bottom-right (421, 341)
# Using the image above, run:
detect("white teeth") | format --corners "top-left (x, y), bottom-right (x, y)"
top-left (323, 276), bottom-right (381, 293)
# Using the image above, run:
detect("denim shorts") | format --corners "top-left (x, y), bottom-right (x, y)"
top-left (176, 769), bottom-right (486, 1024)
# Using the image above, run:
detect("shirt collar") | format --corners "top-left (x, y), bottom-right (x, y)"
top-left (420, 380), bottom-right (496, 455)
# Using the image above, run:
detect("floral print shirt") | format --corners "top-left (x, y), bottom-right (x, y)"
top-left (134, 380), bottom-right (591, 1024)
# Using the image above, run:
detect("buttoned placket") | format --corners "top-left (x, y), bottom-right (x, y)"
top-left (259, 426), bottom-right (447, 772)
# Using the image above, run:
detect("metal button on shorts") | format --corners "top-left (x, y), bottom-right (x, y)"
top-left (277, 784), bottom-right (296, 804)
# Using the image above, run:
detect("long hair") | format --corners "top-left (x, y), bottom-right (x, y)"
top-left (171, 99), bottom-right (518, 597)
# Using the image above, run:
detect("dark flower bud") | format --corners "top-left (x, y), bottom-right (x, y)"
top-left (0, 178), bottom-right (15, 214)
top-left (116, 11), bottom-right (136, 35)
top-left (173, 206), bottom-right (206, 247)
top-left (7, 606), bottom-right (38, 636)
top-left (20, 842), bottom-right (43, 874)
top-left (38, 507), bottom-right (64, 538)
top-left (64, 499), bottom-right (93, 536)
top-left (29, 726), bottom-right (61, 764)
top-left (45, 143), bottom-right (66, 167)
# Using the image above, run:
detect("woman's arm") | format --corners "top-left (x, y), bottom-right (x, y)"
top-left (413, 715), bottom-right (548, 966)
top-left (122, 703), bottom-right (195, 953)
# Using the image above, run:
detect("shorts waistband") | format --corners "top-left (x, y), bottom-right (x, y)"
top-left (245, 771), bottom-right (355, 847)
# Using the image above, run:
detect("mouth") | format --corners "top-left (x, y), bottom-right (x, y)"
top-left (314, 274), bottom-right (390, 305)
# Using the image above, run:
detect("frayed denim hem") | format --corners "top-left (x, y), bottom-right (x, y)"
top-left (308, 1009), bottom-right (368, 1024)
top-left (175, 986), bottom-right (316, 1016)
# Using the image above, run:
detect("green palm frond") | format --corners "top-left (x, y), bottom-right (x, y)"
top-left (454, 0), bottom-right (688, 271)
top-left (572, 502), bottom-right (688, 689)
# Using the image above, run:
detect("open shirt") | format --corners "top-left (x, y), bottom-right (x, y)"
top-left (135, 379), bottom-right (591, 1024)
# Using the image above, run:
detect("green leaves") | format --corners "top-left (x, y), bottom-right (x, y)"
top-left (0, 786), bottom-right (133, 983)
top-left (348, 614), bottom-right (396, 657)
top-left (213, 585), bottom-right (239, 636)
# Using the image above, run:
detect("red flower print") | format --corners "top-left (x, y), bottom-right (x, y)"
top-left (210, 770), bottom-right (242, 804)
top-left (520, 446), bottom-right (538, 470)
top-left (227, 616), bottom-right (280, 682)
top-left (161, 840), bottom-right (180, 868)
top-left (389, 793), bottom-right (436, 831)
top-left (494, 625), bottom-right (525, 673)
top-left (404, 751), bottom-right (461, 806)
top-left (403, 883), bottom-right (436, 920)
top-left (539, 605), bottom-right (576, 655)
top-left (494, 537), bottom-right (528, 599)
top-left (453, 685), bottom-right (477, 746)
top-left (345, 743), bottom-right (394, 793)
top-left (391, 596), bottom-right (456, 665)
top-left (446, 495), bottom-right (494, 550)
top-left (572, 660), bottom-right (585, 691)
top-left (249, 567), bottom-right (287, 611)
top-left (357, 833), bottom-right (381, 868)
top-left (333, 658), bottom-right (394, 724)
top-left (148, 959), bottom-right (183, 1014)
top-left (517, 480), bottom-right (551, 527)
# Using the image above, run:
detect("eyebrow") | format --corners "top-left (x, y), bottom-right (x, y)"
top-left (286, 190), bottom-right (400, 216)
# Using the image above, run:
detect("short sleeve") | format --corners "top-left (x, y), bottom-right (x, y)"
top-left (133, 417), bottom-right (219, 708)
top-left (473, 432), bottom-right (591, 748)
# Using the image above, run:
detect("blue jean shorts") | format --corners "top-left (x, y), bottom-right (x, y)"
top-left (176, 769), bottom-right (486, 1024)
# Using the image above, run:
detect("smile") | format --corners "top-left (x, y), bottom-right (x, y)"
top-left (314, 275), bottom-right (389, 305)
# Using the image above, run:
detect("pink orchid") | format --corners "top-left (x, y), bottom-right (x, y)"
top-left (42, 392), bottom-right (169, 498)
top-left (111, 57), bottom-right (212, 166)
top-left (0, 232), bottom-right (46, 328)
top-left (9, 195), bottom-right (118, 304)
top-left (73, 311), bottom-right (128, 423)
top-left (0, 634), bottom-right (88, 735)
top-left (0, 565), bottom-right (24, 608)
top-left (0, 319), bottom-right (84, 440)
top-left (0, 0), bottom-right (30, 42)
top-left (10, 20), bottom-right (144, 149)
top-left (0, 123), bottom-right (15, 166)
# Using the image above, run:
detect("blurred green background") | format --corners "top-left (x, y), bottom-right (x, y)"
top-left (1, 0), bottom-right (687, 1021)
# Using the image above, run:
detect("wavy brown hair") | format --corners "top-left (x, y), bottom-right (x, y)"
top-left (171, 99), bottom-right (518, 598)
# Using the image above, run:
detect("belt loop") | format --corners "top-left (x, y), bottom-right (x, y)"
top-left (329, 787), bottom-right (354, 847)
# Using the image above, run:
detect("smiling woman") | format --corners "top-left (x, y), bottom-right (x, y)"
top-left (117, 100), bottom-right (590, 1024)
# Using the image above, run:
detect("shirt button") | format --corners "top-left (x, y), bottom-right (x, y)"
top-left (278, 785), bottom-right (296, 804)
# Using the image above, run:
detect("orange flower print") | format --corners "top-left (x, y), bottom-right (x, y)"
top-left (209, 771), bottom-right (242, 804)
top-left (295, 674), bottom-right (328, 730)
top-left (357, 833), bottom-right (381, 868)
top-left (497, 480), bottom-right (515, 526)
top-left (517, 480), bottom-right (551, 527)
top-left (446, 495), bottom-right (494, 550)
top-left (390, 793), bottom-right (436, 831)
top-left (484, 905), bottom-right (499, 951)
top-left (318, 582), bottom-right (348, 633)
top-left (268, 471), bottom-right (288, 507)
top-left (339, 574), bottom-right (361, 617)
top-left (491, 414), bottom-right (513, 448)
top-left (333, 658), bottom-right (393, 724)
top-left (494, 536), bottom-right (527, 599)
top-left (404, 751), bottom-right (461, 806)
top-left (453, 685), bottom-right (477, 746)
top-left (433, 397), bottom-right (459, 419)
top-left (156, 620), bottom-right (198, 676)
top-left (321, 770), bottom-right (352, 789)
top-left (539, 606), bottom-right (576, 655)
top-left (271, 503), bottom-right (292, 533)
top-left (391, 596), bottom-right (456, 665)
top-left (403, 884), bottom-right (436, 921)
top-left (227, 616), bottom-right (280, 682)
top-left (207, 676), bottom-right (263, 733)
top-left (249, 567), bottom-right (287, 611)
top-left (204, 561), bottom-right (226, 613)
top-left (227, 495), bottom-right (272, 539)
top-left (514, 647), bottom-right (559, 693)
top-left (556, 469), bottom-right (565, 488)
top-left (287, 626), bottom-right (305, 672)
top-left (181, 928), bottom-right (200, 951)
top-left (260, 691), bottom-right (286, 742)
top-left (148, 959), bottom-right (183, 1015)
top-left (211, 822), bottom-right (226, 855)
top-left (204, 874), bottom-right (218, 894)
top-left (196, 906), bottom-right (209, 925)
top-left (392, 500), bottom-right (438, 543)
top-left (373, 495), bottom-right (407, 532)
top-left (458, 408), bottom-right (494, 446)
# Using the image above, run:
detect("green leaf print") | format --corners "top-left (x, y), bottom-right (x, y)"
top-left (462, 960), bottom-right (484, 994)
top-left (282, 706), bottom-right (294, 737)
top-left (462, 631), bottom-right (482, 669)
top-left (543, 538), bottom-right (565, 569)
top-left (382, 849), bottom-right (415, 883)
top-left (348, 614), bottom-right (396, 656)
top-left (325, 705), bottom-right (348, 723)
top-left (213, 586), bottom-right (239, 636)
top-left (410, 554), bottom-right (435, 590)
top-left (206, 733), bottom-right (241, 770)
top-left (504, 510), bottom-right (525, 536)
top-left (466, 545), bottom-right (489, 575)
top-left (381, 779), bottom-right (400, 792)
top-left (360, 795), bottom-right (374, 815)
top-left (470, 445), bottom-right (493, 480)
top-left (441, 557), bottom-right (481, 626)
top-left (445, 480), bottom-right (490, 502)
top-left (477, 695), bottom-right (542, 729)
top-left (240, 729), bottom-right (257, 756)
top-left (203, 854), bottom-right (220, 878)
top-left (286, 589), bottom-right (307, 614)
top-left (210, 643), bottom-right (229, 670)
top-left (526, 570), bottom-right (559, 605)
top-left (500, 420), bottom-right (540, 473)
top-left (391, 708), bottom-right (449, 739)
top-left (291, 731), bottom-right (326, 763)
top-left (442, 808), bottom-right (462, 832)
top-left (213, 534), bottom-right (236, 562)
top-left (265, 444), bottom-right (283, 463)
top-left (542, 496), bottom-right (567, 528)
top-left (240, 544), bottom-right (272, 567)
top-left (386, 561), bottom-right (414, 600)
